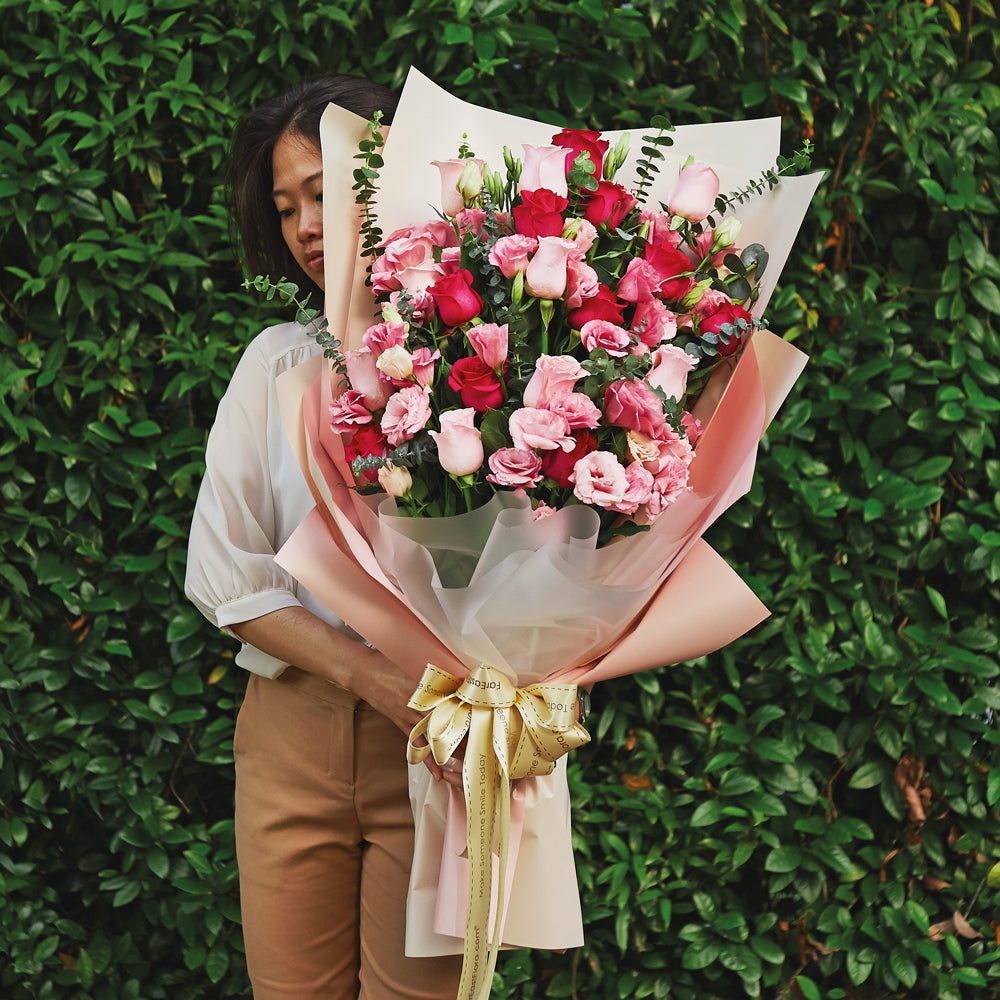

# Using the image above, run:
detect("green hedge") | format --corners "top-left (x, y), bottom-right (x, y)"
top-left (2, 1), bottom-right (998, 997)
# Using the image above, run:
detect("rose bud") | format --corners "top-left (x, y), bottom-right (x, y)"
top-left (429, 408), bottom-right (484, 476)
top-left (666, 163), bottom-right (720, 223)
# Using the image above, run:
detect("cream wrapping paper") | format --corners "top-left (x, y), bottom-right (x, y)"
top-left (272, 66), bottom-right (822, 981)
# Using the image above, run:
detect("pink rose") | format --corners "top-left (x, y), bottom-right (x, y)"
top-left (565, 218), bottom-right (599, 254)
top-left (509, 408), bottom-right (575, 453)
top-left (609, 462), bottom-right (655, 515)
top-left (524, 236), bottom-right (577, 299)
top-left (363, 320), bottom-right (408, 356)
top-left (564, 255), bottom-right (600, 310)
top-left (666, 163), bottom-right (720, 223)
top-left (410, 347), bottom-right (440, 388)
top-left (432, 158), bottom-right (484, 216)
top-left (693, 287), bottom-right (732, 318)
top-left (532, 502), bottom-right (557, 521)
top-left (701, 302), bottom-right (752, 356)
top-left (345, 426), bottom-right (388, 483)
top-left (640, 209), bottom-right (685, 251)
top-left (489, 234), bottom-right (538, 278)
top-left (396, 261), bottom-right (442, 295)
top-left (523, 354), bottom-right (586, 408)
top-left (429, 408), bottom-right (484, 476)
top-left (645, 242), bottom-right (695, 302)
top-left (448, 356), bottom-right (506, 412)
top-left (646, 345), bottom-right (697, 400)
top-left (584, 181), bottom-right (636, 230)
top-left (568, 283), bottom-right (625, 329)
top-left (380, 386), bottom-right (432, 446)
top-left (487, 448), bottom-right (543, 488)
top-left (647, 457), bottom-right (691, 518)
top-left (542, 391), bottom-right (602, 430)
top-left (581, 319), bottom-right (631, 357)
top-left (344, 348), bottom-right (393, 410)
top-left (467, 322), bottom-right (509, 370)
top-left (520, 144), bottom-right (569, 197)
top-left (437, 246), bottom-right (462, 276)
top-left (430, 269), bottom-right (483, 326)
top-left (541, 429), bottom-right (598, 487)
top-left (391, 288), bottom-right (435, 321)
top-left (329, 389), bottom-right (374, 435)
top-left (604, 379), bottom-right (668, 439)
top-left (371, 236), bottom-right (435, 293)
top-left (569, 451), bottom-right (629, 508)
top-left (617, 258), bottom-right (664, 304)
top-left (513, 189), bottom-right (568, 240)
top-left (631, 299), bottom-right (677, 348)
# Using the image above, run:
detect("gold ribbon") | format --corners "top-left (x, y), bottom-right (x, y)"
top-left (407, 663), bottom-right (591, 1000)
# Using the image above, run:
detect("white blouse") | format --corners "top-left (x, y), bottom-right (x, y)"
top-left (184, 321), bottom-right (351, 677)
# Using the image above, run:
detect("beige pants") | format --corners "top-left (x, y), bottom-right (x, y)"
top-left (234, 667), bottom-right (463, 1000)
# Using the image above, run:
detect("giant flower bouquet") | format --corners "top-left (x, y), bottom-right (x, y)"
top-left (267, 69), bottom-right (821, 1000)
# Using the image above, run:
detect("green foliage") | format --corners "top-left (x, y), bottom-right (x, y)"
top-left (1, 0), bottom-right (998, 998)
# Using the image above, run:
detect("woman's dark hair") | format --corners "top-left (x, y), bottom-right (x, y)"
top-left (226, 75), bottom-right (398, 290)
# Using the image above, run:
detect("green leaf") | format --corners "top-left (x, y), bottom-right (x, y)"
top-left (764, 846), bottom-right (802, 873)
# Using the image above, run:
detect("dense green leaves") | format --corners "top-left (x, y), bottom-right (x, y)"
top-left (2, 0), bottom-right (999, 998)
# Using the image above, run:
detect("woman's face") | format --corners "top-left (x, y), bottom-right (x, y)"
top-left (271, 130), bottom-right (325, 290)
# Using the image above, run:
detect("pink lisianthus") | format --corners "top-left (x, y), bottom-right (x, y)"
top-left (631, 299), bottom-right (678, 348)
top-left (487, 447), bottom-right (544, 487)
top-left (563, 217), bottom-right (599, 254)
top-left (646, 345), bottom-right (697, 401)
top-left (455, 208), bottom-right (489, 238)
top-left (617, 258), bottom-right (663, 304)
top-left (344, 348), bottom-right (393, 411)
top-left (329, 389), bottom-right (374, 435)
top-left (508, 408), bottom-right (575, 453)
top-left (390, 287), bottom-right (435, 321)
top-left (520, 144), bottom-right (569, 197)
top-left (609, 462), bottom-right (655, 515)
top-left (604, 378), bottom-right (669, 439)
top-left (564, 254), bottom-right (600, 310)
top-left (542, 391), bottom-right (602, 430)
top-left (681, 410), bottom-right (704, 445)
top-left (524, 236), bottom-right (577, 299)
top-left (437, 246), bottom-right (462, 276)
top-left (569, 451), bottom-right (629, 508)
top-left (666, 163), bottom-right (720, 223)
top-left (432, 158), bottom-right (484, 216)
top-left (581, 319), bottom-right (631, 357)
top-left (646, 457), bottom-right (691, 518)
top-left (523, 354), bottom-right (587, 408)
top-left (467, 322), bottom-right (509, 370)
top-left (532, 502), bottom-right (557, 521)
top-left (541, 429), bottom-right (598, 487)
top-left (428, 408), bottom-right (484, 476)
top-left (629, 428), bottom-right (694, 475)
top-left (383, 220), bottom-right (459, 249)
top-left (363, 319), bottom-right (408, 356)
top-left (371, 236), bottom-right (436, 293)
top-left (396, 261), bottom-right (442, 295)
top-left (380, 386), bottom-right (432, 446)
top-left (410, 347), bottom-right (440, 387)
top-left (489, 234), bottom-right (538, 278)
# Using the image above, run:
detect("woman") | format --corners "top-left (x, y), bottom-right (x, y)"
top-left (185, 76), bottom-right (463, 1000)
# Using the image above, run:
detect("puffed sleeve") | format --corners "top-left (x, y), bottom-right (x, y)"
top-left (185, 323), bottom-right (331, 677)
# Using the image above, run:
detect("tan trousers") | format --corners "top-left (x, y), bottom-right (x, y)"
top-left (234, 667), bottom-right (463, 1000)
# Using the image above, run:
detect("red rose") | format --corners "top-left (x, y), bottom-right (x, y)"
top-left (584, 181), bottom-right (636, 230)
top-left (701, 302), bottom-right (752, 356)
top-left (646, 242), bottom-right (695, 303)
top-left (448, 356), bottom-right (506, 412)
top-left (568, 283), bottom-right (625, 329)
top-left (552, 128), bottom-right (610, 175)
top-left (541, 429), bottom-right (599, 488)
top-left (345, 425), bottom-right (389, 483)
top-left (430, 269), bottom-right (483, 326)
top-left (513, 189), bottom-right (569, 239)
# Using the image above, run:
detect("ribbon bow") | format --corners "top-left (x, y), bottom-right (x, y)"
top-left (407, 663), bottom-right (591, 1000)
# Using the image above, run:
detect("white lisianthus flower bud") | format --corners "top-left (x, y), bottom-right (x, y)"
top-left (376, 345), bottom-right (414, 381)
top-left (377, 462), bottom-right (412, 497)
top-left (712, 216), bottom-right (742, 250)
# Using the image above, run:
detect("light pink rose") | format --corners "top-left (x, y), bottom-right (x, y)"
top-left (520, 144), bottom-right (569, 197)
top-left (681, 410), bottom-right (704, 445)
top-left (438, 246), bottom-right (462, 276)
top-left (564, 255), bottom-right (600, 310)
top-left (380, 386), bottom-right (432, 446)
top-left (371, 236), bottom-right (437, 293)
top-left (524, 236), bottom-right (577, 299)
top-left (467, 322), bottom-right (509, 370)
top-left (646, 457), bottom-right (691, 518)
top-left (428, 408), bottom-right (484, 475)
top-left (692, 287), bottom-right (732, 318)
top-left (631, 299), bottom-right (677, 347)
top-left (363, 320), bottom-right (408, 356)
top-left (646, 345), bottom-right (697, 400)
top-left (396, 261), bottom-right (442, 294)
top-left (487, 447), bottom-right (543, 487)
top-left (569, 451), bottom-right (628, 508)
top-left (376, 345), bottom-right (414, 382)
top-left (377, 463), bottom-right (412, 497)
top-left (542, 391), bottom-right (602, 430)
top-left (523, 354), bottom-right (587, 408)
top-left (329, 389), bottom-right (374, 435)
top-left (609, 462), bottom-right (655, 515)
top-left (581, 319), bottom-right (631, 357)
top-left (532, 502), bottom-right (557, 521)
top-left (410, 347), bottom-right (440, 387)
top-left (604, 379), bottom-right (668, 439)
top-left (666, 164), bottom-right (720, 223)
top-left (432, 158), bottom-right (484, 216)
top-left (617, 258), bottom-right (663, 304)
top-left (509, 408), bottom-right (575, 452)
top-left (489, 234), bottom-right (538, 278)
top-left (344, 348), bottom-right (393, 410)
top-left (564, 218), bottom-right (598, 254)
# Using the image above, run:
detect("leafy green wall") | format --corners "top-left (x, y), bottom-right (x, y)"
top-left (1, 1), bottom-right (998, 997)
